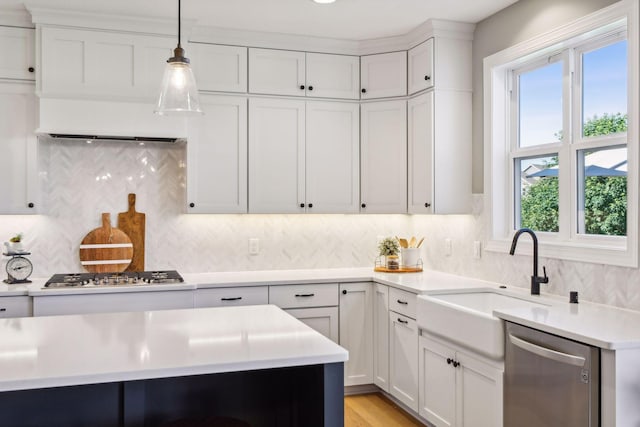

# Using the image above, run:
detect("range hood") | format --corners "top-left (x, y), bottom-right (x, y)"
top-left (37, 98), bottom-right (189, 140)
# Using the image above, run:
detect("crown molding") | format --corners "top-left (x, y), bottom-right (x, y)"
top-left (25, 6), bottom-right (196, 37)
top-left (190, 26), bottom-right (361, 55)
top-left (0, 8), bottom-right (33, 28)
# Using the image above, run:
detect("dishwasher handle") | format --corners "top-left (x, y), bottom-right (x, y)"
top-left (509, 334), bottom-right (586, 367)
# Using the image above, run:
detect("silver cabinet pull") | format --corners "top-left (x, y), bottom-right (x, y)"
top-left (509, 334), bottom-right (586, 367)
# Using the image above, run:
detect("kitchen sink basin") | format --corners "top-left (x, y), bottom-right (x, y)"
top-left (417, 290), bottom-right (550, 359)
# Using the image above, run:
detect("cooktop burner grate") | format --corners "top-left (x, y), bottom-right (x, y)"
top-left (43, 270), bottom-right (184, 288)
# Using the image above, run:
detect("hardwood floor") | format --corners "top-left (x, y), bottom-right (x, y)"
top-left (344, 393), bottom-right (425, 427)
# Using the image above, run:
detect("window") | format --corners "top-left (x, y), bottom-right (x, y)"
top-left (485, 1), bottom-right (638, 266)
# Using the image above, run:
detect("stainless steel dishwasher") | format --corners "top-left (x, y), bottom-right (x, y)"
top-left (504, 322), bottom-right (599, 426)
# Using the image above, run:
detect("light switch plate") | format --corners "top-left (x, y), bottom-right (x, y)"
top-left (249, 238), bottom-right (259, 255)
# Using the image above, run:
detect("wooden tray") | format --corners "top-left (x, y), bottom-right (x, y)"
top-left (374, 266), bottom-right (423, 273)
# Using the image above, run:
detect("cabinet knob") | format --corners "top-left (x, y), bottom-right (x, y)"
top-left (189, 202), bottom-right (195, 208)
top-left (27, 202), bottom-right (34, 208)
top-left (424, 75), bottom-right (431, 81)
top-left (453, 361), bottom-right (460, 368)
top-left (342, 290), bottom-right (347, 295)
top-left (28, 67), bottom-right (35, 73)
top-left (361, 203), bottom-right (366, 208)
top-left (300, 85), bottom-right (305, 90)
top-left (361, 88), bottom-right (367, 94)
top-left (446, 358), bottom-right (452, 365)
top-left (425, 202), bottom-right (431, 208)
top-left (308, 203), bottom-right (313, 208)
top-left (308, 85), bottom-right (314, 91)
top-left (300, 203), bottom-right (305, 208)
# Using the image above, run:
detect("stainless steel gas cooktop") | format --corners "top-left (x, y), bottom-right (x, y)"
top-left (43, 270), bottom-right (184, 289)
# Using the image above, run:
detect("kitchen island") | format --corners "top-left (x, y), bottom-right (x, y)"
top-left (0, 304), bottom-right (347, 426)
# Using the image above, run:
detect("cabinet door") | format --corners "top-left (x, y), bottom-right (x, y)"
top-left (339, 282), bottom-right (373, 386)
top-left (0, 82), bottom-right (38, 214)
top-left (194, 286), bottom-right (268, 308)
top-left (419, 336), bottom-right (456, 427)
top-left (248, 98), bottom-right (305, 213)
top-left (408, 39), bottom-right (434, 94)
top-left (373, 283), bottom-right (390, 392)
top-left (457, 350), bottom-right (503, 427)
top-left (0, 27), bottom-right (35, 81)
top-left (389, 312), bottom-right (419, 412)
top-left (408, 91), bottom-right (434, 214)
top-left (191, 44), bottom-right (247, 93)
top-left (305, 101), bottom-right (359, 213)
top-left (0, 296), bottom-right (32, 318)
top-left (187, 95), bottom-right (247, 213)
top-left (285, 307), bottom-right (339, 343)
top-left (306, 53), bottom-right (359, 99)
top-left (360, 51), bottom-right (407, 99)
top-left (248, 48), bottom-right (306, 96)
top-left (360, 100), bottom-right (407, 213)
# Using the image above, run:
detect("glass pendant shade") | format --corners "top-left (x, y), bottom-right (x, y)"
top-left (155, 50), bottom-right (202, 115)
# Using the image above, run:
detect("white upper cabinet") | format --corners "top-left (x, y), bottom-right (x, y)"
top-left (305, 101), bottom-right (360, 213)
top-left (408, 39), bottom-right (434, 94)
top-left (187, 95), bottom-right (247, 213)
top-left (40, 26), bottom-right (174, 100)
top-left (408, 91), bottom-right (471, 214)
top-left (191, 43), bottom-right (247, 93)
top-left (305, 53), bottom-right (360, 99)
top-left (249, 48), bottom-right (359, 99)
top-left (249, 98), bottom-right (359, 214)
top-left (360, 100), bottom-right (407, 213)
top-left (360, 51), bottom-right (407, 99)
top-left (0, 27), bottom-right (35, 81)
top-left (0, 82), bottom-right (39, 214)
top-left (249, 48), bottom-right (306, 97)
top-left (249, 97), bottom-right (306, 213)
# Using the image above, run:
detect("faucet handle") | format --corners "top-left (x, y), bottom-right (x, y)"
top-left (541, 266), bottom-right (549, 283)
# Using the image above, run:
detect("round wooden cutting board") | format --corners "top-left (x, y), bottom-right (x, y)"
top-left (79, 213), bottom-right (133, 273)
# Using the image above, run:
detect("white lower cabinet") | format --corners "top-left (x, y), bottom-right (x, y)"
top-left (339, 282), bottom-right (373, 386)
top-left (285, 306), bottom-right (339, 343)
top-left (419, 334), bottom-right (503, 427)
top-left (0, 296), bottom-right (32, 318)
top-left (32, 291), bottom-right (194, 317)
top-left (389, 312), bottom-right (419, 412)
top-left (271, 283), bottom-right (339, 343)
top-left (373, 283), bottom-right (390, 392)
top-left (194, 286), bottom-right (268, 308)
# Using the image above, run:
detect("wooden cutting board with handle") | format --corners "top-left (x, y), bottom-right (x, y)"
top-left (79, 213), bottom-right (133, 273)
top-left (117, 193), bottom-right (146, 272)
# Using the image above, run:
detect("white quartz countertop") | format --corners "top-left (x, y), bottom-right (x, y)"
top-left (5, 267), bottom-right (640, 350)
top-left (494, 301), bottom-right (640, 350)
top-left (0, 304), bottom-right (348, 392)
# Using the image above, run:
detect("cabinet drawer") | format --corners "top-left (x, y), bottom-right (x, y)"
top-left (269, 283), bottom-right (338, 309)
top-left (0, 296), bottom-right (32, 318)
top-left (389, 287), bottom-right (417, 319)
top-left (195, 286), bottom-right (268, 308)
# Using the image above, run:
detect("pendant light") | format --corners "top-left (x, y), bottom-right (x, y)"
top-left (155, 0), bottom-right (202, 115)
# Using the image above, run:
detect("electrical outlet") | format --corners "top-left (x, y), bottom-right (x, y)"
top-left (444, 238), bottom-right (452, 256)
top-left (249, 238), bottom-right (259, 255)
top-left (473, 241), bottom-right (482, 259)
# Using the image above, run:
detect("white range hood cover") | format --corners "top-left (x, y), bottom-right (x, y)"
top-left (37, 97), bottom-right (188, 139)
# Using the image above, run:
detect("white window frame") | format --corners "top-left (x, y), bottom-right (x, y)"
top-left (484, 0), bottom-right (639, 267)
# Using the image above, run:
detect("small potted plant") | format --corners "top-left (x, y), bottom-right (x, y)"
top-left (378, 237), bottom-right (400, 270)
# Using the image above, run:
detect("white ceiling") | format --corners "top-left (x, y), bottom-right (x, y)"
top-left (6, 0), bottom-right (519, 40)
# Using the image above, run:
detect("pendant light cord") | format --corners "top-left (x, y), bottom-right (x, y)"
top-left (177, 0), bottom-right (182, 48)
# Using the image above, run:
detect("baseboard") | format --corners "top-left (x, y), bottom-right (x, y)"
top-left (343, 384), bottom-right (379, 395)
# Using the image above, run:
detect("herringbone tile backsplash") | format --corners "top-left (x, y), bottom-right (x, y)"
top-left (1, 139), bottom-right (639, 311)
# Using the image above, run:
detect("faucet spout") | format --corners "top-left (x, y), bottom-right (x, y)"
top-left (509, 228), bottom-right (548, 295)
